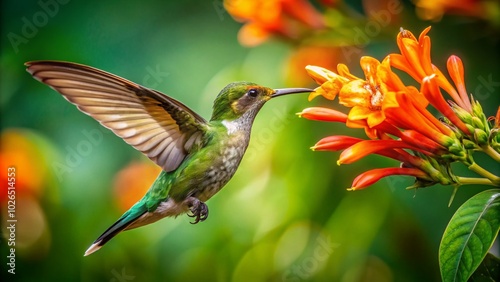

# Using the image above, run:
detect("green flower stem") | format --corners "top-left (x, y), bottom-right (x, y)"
top-left (457, 177), bottom-right (497, 186)
top-left (468, 163), bottom-right (500, 186)
top-left (481, 145), bottom-right (500, 162)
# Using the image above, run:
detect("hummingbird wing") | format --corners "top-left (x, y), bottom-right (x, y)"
top-left (26, 61), bottom-right (208, 172)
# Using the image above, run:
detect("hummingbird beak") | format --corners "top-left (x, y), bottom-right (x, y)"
top-left (271, 88), bottom-right (315, 98)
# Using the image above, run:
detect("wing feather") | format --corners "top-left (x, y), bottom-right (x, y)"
top-left (26, 61), bottom-right (208, 172)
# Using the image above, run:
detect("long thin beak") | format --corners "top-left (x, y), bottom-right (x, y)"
top-left (271, 88), bottom-right (315, 98)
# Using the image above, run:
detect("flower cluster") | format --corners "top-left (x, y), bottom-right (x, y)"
top-left (300, 27), bottom-right (500, 190)
top-left (223, 0), bottom-right (325, 47)
top-left (413, 0), bottom-right (497, 22)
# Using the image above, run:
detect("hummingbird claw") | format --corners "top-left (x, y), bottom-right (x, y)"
top-left (186, 197), bottom-right (209, 224)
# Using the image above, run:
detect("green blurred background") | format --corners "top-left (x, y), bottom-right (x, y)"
top-left (1, 0), bottom-right (499, 281)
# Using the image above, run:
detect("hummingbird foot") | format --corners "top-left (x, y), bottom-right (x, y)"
top-left (186, 197), bottom-right (209, 224)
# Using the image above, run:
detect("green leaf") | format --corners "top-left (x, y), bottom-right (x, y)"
top-left (439, 189), bottom-right (500, 282)
top-left (469, 253), bottom-right (500, 281)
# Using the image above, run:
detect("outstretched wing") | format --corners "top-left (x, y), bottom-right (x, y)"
top-left (26, 61), bottom-right (208, 172)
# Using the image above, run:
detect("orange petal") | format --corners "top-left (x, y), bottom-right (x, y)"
top-left (305, 65), bottom-right (333, 84)
top-left (306, 65), bottom-right (350, 85)
top-left (347, 105), bottom-right (373, 121)
top-left (447, 55), bottom-right (472, 111)
top-left (398, 27), bottom-right (417, 43)
top-left (400, 130), bottom-right (445, 153)
top-left (349, 167), bottom-right (428, 190)
top-left (381, 91), bottom-right (400, 110)
top-left (389, 54), bottom-right (422, 83)
top-left (312, 135), bottom-right (362, 151)
top-left (375, 147), bottom-right (426, 166)
top-left (417, 26), bottom-right (432, 43)
top-left (307, 89), bottom-right (323, 101)
top-left (237, 22), bottom-right (272, 47)
top-left (312, 81), bottom-right (342, 100)
top-left (419, 33), bottom-right (434, 75)
top-left (282, 0), bottom-right (325, 29)
top-left (360, 56), bottom-right (380, 87)
top-left (339, 80), bottom-right (371, 108)
top-left (430, 65), bottom-right (463, 109)
top-left (339, 139), bottom-right (428, 164)
top-left (404, 85), bottom-right (428, 109)
top-left (366, 110), bottom-right (386, 128)
top-left (337, 63), bottom-right (360, 81)
top-left (385, 92), bottom-right (453, 145)
top-left (421, 74), bottom-right (471, 135)
top-left (349, 106), bottom-right (386, 128)
top-left (400, 37), bottom-right (427, 79)
top-left (346, 117), bottom-right (370, 129)
top-left (363, 127), bottom-right (379, 139)
top-left (378, 56), bottom-right (407, 92)
top-left (494, 106), bottom-right (500, 129)
top-left (225, 0), bottom-right (282, 24)
top-left (298, 107), bottom-right (348, 122)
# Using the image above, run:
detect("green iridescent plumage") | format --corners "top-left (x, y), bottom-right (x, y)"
top-left (26, 61), bottom-right (312, 256)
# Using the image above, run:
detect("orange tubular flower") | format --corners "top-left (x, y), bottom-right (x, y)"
top-left (420, 74), bottom-right (470, 134)
top-left (313, 136), bottom-right (429, 171)
top-left (298, 107), bottom-right (371, 131)
top-left (413, 0), bottom-right (488, 21)
top-left (446, 55), bottom-right (472, 112)
top-left (349, 167), bottom-right (430, 191)
top-left (308, 56), bottom-right (402, 129)
top-left (384, 91), bottom-right (455, 147)
top-left (298, 107), bottom-right (348, 122)
top-left (307, 57), bottom-right (455, 149)
top-left (390, 27), bottom-right (473, 134)
top-left (301, 26), bottom-right (495, 190)
top-left (224, 0), bottom-right (325, 46)
top-left (339, 58), bottom-right (400, 128)
top-left (311, 135), bottom-right (362, 151)
top-left (303, 111), bottom-right (433, 169)
top-left (305, 65), bottom-right (351, 101)
top-left (338, 139), bottom-right (436, 165)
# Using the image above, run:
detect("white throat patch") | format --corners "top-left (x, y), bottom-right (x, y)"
top-left (222, 119), bottom-right (239, 135)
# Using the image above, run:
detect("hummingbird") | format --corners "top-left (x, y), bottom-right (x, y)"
top-left (25, 61), bottom-right (313, 256)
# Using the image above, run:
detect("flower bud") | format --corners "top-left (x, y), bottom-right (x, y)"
top-left (472, 99), bottom-right (485, 120)
top-left (462, 139), bottom-right (476, 149)
top-left (471, 116), bottom-right (484, 131)
top-left (297, 107), bottom-right (347, 122)
top-left (451, 103), bottom-right (473, 125)
top-left (474, 129), bottom-right (488, 146)
top-left (466, 124), bottom-right (475, 135)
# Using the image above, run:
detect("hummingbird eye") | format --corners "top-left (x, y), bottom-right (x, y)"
top-left (247, 89), bottom-right (258, 98)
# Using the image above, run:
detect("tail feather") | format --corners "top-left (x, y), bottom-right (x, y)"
top-left (84, 204), bottom-right (147, 256)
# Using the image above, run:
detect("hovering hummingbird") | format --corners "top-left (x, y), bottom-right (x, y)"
top-left (26, 61), bottom-right (312, 256)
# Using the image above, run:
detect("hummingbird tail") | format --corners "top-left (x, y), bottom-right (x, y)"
top-left (84, 204), bottom-right (147, 256)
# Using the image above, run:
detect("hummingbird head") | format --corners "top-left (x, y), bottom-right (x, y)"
top-left (210, 81), bottom-right (313, 122)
